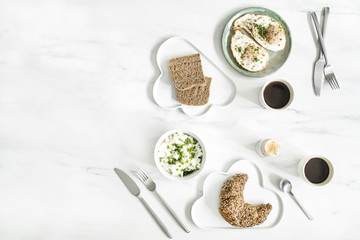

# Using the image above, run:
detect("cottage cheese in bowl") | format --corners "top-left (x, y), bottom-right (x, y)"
top-left (155, 130), bottom-right (206, 181)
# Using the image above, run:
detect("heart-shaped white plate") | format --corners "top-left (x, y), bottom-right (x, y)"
top-left (153, 36), bottom-right (237, 117)
top-left (191, 160), bottom-right (283, 229)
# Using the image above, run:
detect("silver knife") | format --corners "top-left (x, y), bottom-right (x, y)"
top-left (313, 7), bottom-right (329, 96)
top-left (114, 168), bottom-right (173, 239)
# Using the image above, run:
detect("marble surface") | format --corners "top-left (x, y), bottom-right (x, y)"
top-left (1, 0), bottom-right (360, 239)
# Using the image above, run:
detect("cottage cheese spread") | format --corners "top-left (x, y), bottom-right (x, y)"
top-left (158, 132), bottom-right (203, 177)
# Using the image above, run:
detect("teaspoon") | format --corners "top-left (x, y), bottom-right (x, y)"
top-left (280, 178), bottom-right (314, 220)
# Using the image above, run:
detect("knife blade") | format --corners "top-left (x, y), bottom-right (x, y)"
top-left (313, 7), bottom-right (329, 96)
top-left (114, 168), bottom-right (140, 196)
top-left (114, 168), bottom-right (173, 239)
top-left (314, 59), bottom-right (325, 96)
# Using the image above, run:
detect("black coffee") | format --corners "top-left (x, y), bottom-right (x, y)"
top-left (263, 81), bottom-right (291, 109)
top-left (304, 158), bottom-right (330, 184)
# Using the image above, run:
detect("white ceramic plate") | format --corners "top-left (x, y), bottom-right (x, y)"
top-left (191, 160), bottom-right (283, 229)
top-left (153, 36), bottom-right (237, 117)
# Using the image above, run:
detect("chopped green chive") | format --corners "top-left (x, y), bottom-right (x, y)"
top-left (255, 24), bottom-right (267, 39)
top-left (184, 138), bottom-right (191, 145)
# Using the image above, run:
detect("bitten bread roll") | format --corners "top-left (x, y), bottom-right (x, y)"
top-left (219, 174), bottom-right (272, 228)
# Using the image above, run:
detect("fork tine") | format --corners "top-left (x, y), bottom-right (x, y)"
top-left (133, 170), bottom-right (146, 181)
top-left (131, 164), bottom-right (149, 181)
top-left (128, 163), bottom-right (139, 172)
top-left (137, 167), bottom-right (146, 175)
top-left (329, 80), bottom-right (336, 89)
top-left (330, 76), bottom-right (339, 89)
top-left (333, 77), bottom-right (340, 89)
top-left (129, 164), bottom-right (145, 180)
top-left (329, 77), bottom-right (337, 89)
top-left (326, 77), bottom-right (335, 89)
top-left (137, 168), bottom-right (149, 180)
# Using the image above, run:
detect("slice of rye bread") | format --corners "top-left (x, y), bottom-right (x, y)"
top-left (169, 53), bottom-right (206, 90)
top-left (177, 77), bottom-right (212, 106)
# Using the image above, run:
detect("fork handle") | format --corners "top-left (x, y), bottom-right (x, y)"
top-left (138, 196), bottom-right (173, 239)
top-left (154, 190), bottom-right (190, 233)
top-left (311, 12), bottom-right (329, 64)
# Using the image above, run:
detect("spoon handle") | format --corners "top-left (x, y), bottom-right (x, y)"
top-left (290, 192), bottom-right (314, 220)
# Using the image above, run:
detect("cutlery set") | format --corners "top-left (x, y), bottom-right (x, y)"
top-left (114, 166), bottom-right (189, 238)
top-left (311, 7), bottom-right (340, 96)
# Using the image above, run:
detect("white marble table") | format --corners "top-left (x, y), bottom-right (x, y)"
top-left (1, 0), bottom-right (359, 239)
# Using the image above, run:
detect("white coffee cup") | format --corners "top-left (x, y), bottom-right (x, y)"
top-left (297, 156), bottom-right (334, 186)
top-left (259, 80), bottom-right (294, 110)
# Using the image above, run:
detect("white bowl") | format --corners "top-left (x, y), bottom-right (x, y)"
top-left (154, 129), bottom-right (206, 182)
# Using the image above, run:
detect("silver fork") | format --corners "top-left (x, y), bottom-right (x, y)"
top-left (311, 11), bottom-right (340, 89)
top-left (131, 165), bottom-right (190, 233)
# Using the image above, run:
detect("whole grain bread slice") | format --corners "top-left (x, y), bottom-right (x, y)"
top-left (176, 77), bottom-right (211, 106)
top-left (169, 53), bottom-right (206, 90)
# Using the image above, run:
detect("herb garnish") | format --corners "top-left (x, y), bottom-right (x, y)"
top-left (167, 156), bottom-right (176, 165)
top-left (161, 133), bottom-right (203, 177)
top-left (255, 24), bottom-right (267, 39)
top-left (184, 138), bottom-right (192, 145)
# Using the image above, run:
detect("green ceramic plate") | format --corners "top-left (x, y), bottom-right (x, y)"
top-left (222, 7), bottom-right (292, 78)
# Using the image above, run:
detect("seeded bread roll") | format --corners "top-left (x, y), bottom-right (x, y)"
top-left (169, 53), bottom-right (206, 90)
top-left (219, 174), bottom-right (272, 228)
top-left (176, 77), bottom-right (211, 106)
